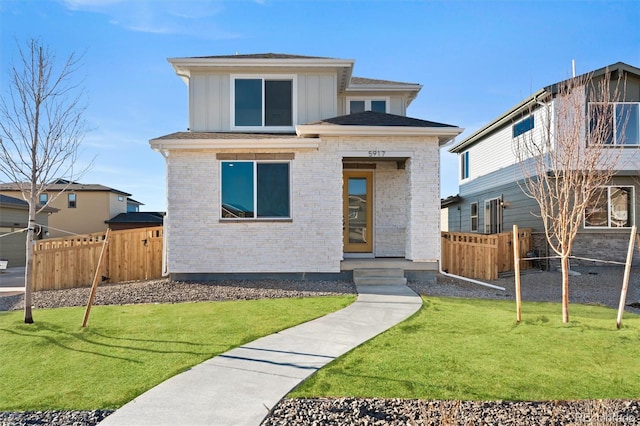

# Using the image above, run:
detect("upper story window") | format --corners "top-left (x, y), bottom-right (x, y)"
top-left (347, 98), bottom-right (389, 114)
top-left (39, 193), bottom-right (48, 205)
top-left (232, 75), bottom-right (295, 131)
top-left (512, 115), bottom-right (534, 138)
top-left (460, 151), bottom-right (469, 180)
top-left (221, 161), bottom-right (291, 220)
top-left (68, 193), bottom-right (77, 208)
top-left (118, 195), bottom-right (124, 202)
top-left (585, 186), bottom-right (633, 228)
top-left (589, 102), bottom-right (640, 145)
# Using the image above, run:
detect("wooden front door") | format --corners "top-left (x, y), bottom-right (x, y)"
top-left (343, 171), bottom-right (373, 253)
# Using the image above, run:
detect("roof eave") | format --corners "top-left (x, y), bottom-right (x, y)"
top-left (449, 88), bottom-right (548, 153)
top-left (149, 137), bottom-right (320, 151)
top-left (296, 124), bottom-right (463, 145)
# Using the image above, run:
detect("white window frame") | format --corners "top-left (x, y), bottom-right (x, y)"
top-left (460, 151), bottom-right (469, 180)
top-left (230, 74), bottom-right (297, 132)
top-left (220, 160), bottom-right (292, 221)
top-left (484, 197), bottom-right (502, 234)
top-left (584, 185), bottom-right (634, 229)
top-left (589, 102), bottom-right (640, 146)
top-left (470, 202), bottom-right (478, 232)
top-left (346, 97), bottom-right (390, 114)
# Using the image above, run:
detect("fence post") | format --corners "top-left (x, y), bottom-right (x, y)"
top-left (513, 224), bottom-right (522, 323)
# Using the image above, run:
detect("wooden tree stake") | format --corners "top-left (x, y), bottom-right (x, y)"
top-left (513, 224), bottom-right (522, 323)
top-left (616, 225), bottom-right (636, 329)
top-left (82, 228), bottom-right (110, 327)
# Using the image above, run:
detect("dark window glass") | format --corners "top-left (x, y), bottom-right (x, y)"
top-left (371, 100), bottom-right (386, 113)
top-left (39, 193), bottom-right (48, 205)
top-left (68, 193), bottom-right (76, 208)
top-left (350, 100), bottom-right (365, 114)
top-left (461, 151), bottom-right (469, 180)
top-left (589, 104), bottom-right (614, 145)
top-left (265, 80), bottom-right (292, 126)
top-left (235, 79), bottom-right (262, 126)
top-left (512, 115), bottom-right (535, 138)
top-left (257, 163), bottom-right (290, 217)
top-left (221, 162), bottom-right (254, 218)
top-left (617, 104), bottom-right (640, 145)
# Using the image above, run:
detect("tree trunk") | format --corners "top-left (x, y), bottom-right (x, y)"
top-left (560, 254), bottom-right (570, 323)
top-left (24, 193), bottom-right (36, 324)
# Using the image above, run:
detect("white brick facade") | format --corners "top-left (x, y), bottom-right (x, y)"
top-left (164, 136), bottom-right (441, 274)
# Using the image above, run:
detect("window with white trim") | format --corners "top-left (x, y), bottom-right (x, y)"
top-left (589, 102), bottom-right (640, 145)
top-left (221, 161), bottom-right (291, 219)
top-left (470, 202), bottom-right (478, 232)
top-left (232, 76), bottom-right (295, 130)
top-left (484, 197), bottom-right (502, 234)
top-left (460, 151), bottom-right (469, 180)
top-left (346, 97), bottom-right (389, 114)
top-left (585, 186), bottom-right (633, 228)
top-left (68, 193), bottom-right (76, 208)
top-left (512, 115), bottom-right (534, 138)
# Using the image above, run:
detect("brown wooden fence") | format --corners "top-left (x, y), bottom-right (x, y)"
top-left (441, 228), bottom-right (532, 280)
top-left (33, 226), bottom-right (163, 291)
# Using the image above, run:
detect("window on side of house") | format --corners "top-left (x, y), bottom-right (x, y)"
top-left (512, 115), bottom-right (535, 138)
top-left (589, 102), bottom-right (640, 145)
top-left (347, 98), bottom-right (389, 114)
top-left (470, 202), bottom-right (478, 232)
top-left (232, 76), bottom-right (294, 130)
top-left (68, 193), bottom-right (76, 208)
top-left (221, 161), bottom-right (291, 219)
top-left (585, 186), bottom-right (633, 228)
top-left (39, 193), bottom-right (48, 205)
top-left (460, 151), bottom-right (469, 180)
top-left (484, 197), bottom-right (502, 234)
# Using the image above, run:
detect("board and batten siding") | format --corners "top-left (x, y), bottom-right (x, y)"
top-left (188, 72), bottom-right (338, 132)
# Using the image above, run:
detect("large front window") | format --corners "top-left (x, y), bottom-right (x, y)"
top-left (221, 161), bottom-right (290, 219)
top-left (233, 76), bottom-right (294, 129)
top-left (585, 186), bottom-right (633, 228)
top-left (589, 102), bottom-right (640, 145)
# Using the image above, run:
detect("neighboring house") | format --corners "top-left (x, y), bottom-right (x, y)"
top-left (0, 179), bottom-right (137, 238)
top-left (0, 195), bottom-right (58, 265)
top-left (150, 53), bottom-right (462, 280)
top-left (127, 198), bottom-right (144, 213)
top-left (105, 212), bottom-right (164, 231)
top-left (446, 62), bottom-right (640, 265)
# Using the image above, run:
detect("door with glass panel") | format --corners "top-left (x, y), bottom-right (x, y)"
top-left (343, 171), bottom-right (373, 253)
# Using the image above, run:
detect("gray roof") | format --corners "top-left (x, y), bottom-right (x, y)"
top-left (350, 76), bottom-right (420, 86)
top-left (105, 212), bottom-right (165, 224)
top-left (0, 194), bottom-right (58, 212)
top-left (311, 111), bottom-right (457, 128)
top-left (152, 132), bottom-right (298, 141)
top-left (450, 61), bottom-right (640, 153)
top-left (0, 180), bottom-right (131, 196)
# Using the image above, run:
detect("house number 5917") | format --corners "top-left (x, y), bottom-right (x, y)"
top-left (368, 150), bottom-right (386, 157)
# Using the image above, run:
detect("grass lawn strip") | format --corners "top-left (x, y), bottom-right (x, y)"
top-left (291, 297), bottom-right (640, 401)
top-left (0, 296), bottom-right (355, 411)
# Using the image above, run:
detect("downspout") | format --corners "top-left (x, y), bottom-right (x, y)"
top-left (438, 263), bottom-right (506, 291)
top-left (154, 144), bottom-right (170, 277)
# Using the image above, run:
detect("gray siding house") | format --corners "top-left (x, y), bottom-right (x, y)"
top-left (446, 62), bottom-right (640, 266)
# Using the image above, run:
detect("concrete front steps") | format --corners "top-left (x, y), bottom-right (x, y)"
top-left (353, 268), bottom-right (407, 286)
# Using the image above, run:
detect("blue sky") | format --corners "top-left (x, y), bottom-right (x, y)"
top-left (1, 0), bottom-right (638, 212)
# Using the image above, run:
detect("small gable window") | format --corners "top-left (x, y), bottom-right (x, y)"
top-left (232, 76), bottom-right (295, 130)
top-left (347, 98), bottom-right (389, 114)
top-left (513, 115), bottom-right (535, 138)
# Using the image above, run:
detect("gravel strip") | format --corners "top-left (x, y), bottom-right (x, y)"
top-left (2, 269), bottom-right (639, 425)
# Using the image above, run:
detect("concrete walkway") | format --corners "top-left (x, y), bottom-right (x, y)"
top-left (99, 284), bottom-right (422, 426)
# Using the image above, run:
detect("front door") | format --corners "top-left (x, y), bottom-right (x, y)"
top-left (343, 171), bottom-right (373, 253)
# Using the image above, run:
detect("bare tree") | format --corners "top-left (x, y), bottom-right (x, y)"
top-left (0, 38), bottom-right (89, 323)
top-left (515, 69), bottom-right (626, 323)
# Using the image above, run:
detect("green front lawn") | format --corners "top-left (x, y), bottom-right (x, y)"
top-left (0, 296), bottom-right (355, 410)
top-left (291, 297), bottom-right (640, 401)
